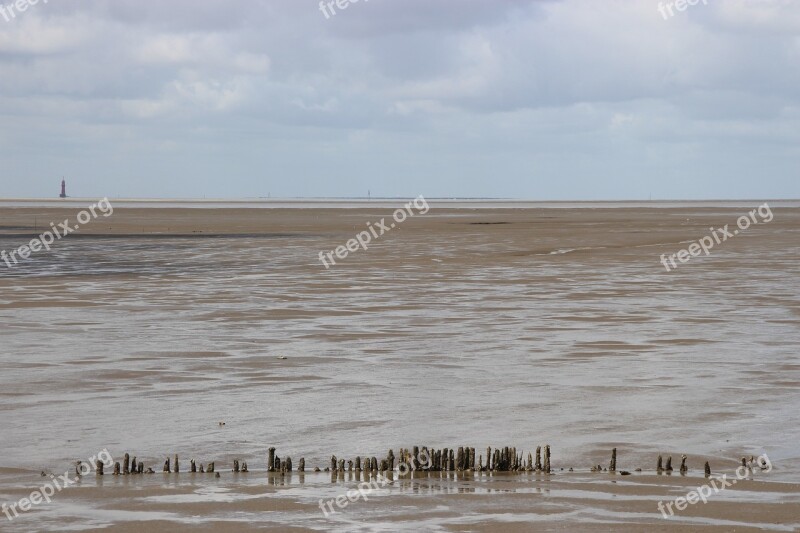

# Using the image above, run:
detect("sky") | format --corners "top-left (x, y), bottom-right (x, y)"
top-left (0, 0), bottom-right (798, 200)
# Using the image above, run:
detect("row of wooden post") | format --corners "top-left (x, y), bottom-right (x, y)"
top-left (90, 453), bottom-right (248, 477)
top-left (82, 447), bottom-right (714, 478)
top-left (265, 445), bottom-right (553, 475)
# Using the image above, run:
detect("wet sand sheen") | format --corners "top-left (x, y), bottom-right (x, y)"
top-left (0, 203), bottom-right (799, 530)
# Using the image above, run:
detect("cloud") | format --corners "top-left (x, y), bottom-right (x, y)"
top-left (0, 0), bottom-right (798, 199)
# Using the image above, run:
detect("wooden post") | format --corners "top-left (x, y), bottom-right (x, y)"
top-left (123, 453), bottom-right (130, 475)
top-left (388, 450), bottom-right (395, 470)
top-left (113, 462), bottom-right (121, 476)
top-left (355, 457), bottom-right (361, 471)
top-left (199, 464), bottom-right (205, 473)
top-left (527, 452), bottom-right (533, 472)
top-left (704, 462), bottom-right (711, 477)
top-left (448, 449), bottom-right (454, 472)
top-left (96, 460), bottom-right (104, 476)
top-left (208, 462), bottom-right (215, 473)
top-left (680, 455), bottom-right (688, 474)
top-left (331, 455), bottom-right (337, 472)
top-left (163, 458), bottom-right (170, 473)
top-left (242, 462), bottom-right (248, 472)
top-left (456, 448), bottom-right (464, 471)
top-left (268, 448), bottom-right (276, 473)
top-left (138, 462), bottom-right (144, 474)
top-left (535, 447), bottom-right (541, 471)
top-left (657, 455), bottom-right (663, 473)
top-left (371, 457), bottom-right (378, 471)
top-left (174, 455), bottom-right (179, 474)
top-left (610, 448), bottom-right (617, 472)
top-left (299, 458), bottom-right (305, 472)
top-left (286, 457), bottom-right (293, 472)
top-left (130, 456), bottom-right (137, 475)
top-left (233, 460), bottom-right (240, 473)
top-left (190, 459), bottom-right (196, 473)
top-left (470, 448), bottom-right (476, 470)
top-left (544, 446), bottom-right (551, 474)
top-left (338, 459), bottom-right (344, 472)
top-left (665, 456), bottom-right (673, 472)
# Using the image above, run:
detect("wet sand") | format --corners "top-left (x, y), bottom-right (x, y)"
top-left (0, 202), bottom-right (799, 531)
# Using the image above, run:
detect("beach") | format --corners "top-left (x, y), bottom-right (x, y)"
top-left (0, 202), bottom-right (799, 531)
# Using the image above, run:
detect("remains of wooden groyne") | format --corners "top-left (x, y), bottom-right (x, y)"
top-left (86, 445), bottom-right (729, 479)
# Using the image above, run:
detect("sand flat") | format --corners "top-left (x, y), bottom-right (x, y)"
top-left (0, 203), bottom-right (799, 531)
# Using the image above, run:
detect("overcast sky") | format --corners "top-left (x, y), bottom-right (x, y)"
top-left (0, 0), bottom-right (798, 200)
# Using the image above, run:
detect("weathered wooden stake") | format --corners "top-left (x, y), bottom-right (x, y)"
top-left (268, 448), bottom-right (276, 472)
top-left (113, 462), bottom-right (121, 476)
top-left (163, 458), bottom-right (170, 473)
top-left (123, 453), bottom-right (130, 475)
top-left (299, 458), bottom-right (305, 472)
top-left (656, 455), bottom-right (663, 473)
top-left (242, 461), bottom-right (248, 472)
top-left (544, 445), bottom-right (551, 474)
top-left (191, 459), bottom-right (196, 473)
top-left (174, 455), bottom-right (180, 473)
top-left (138, 462), bottom-right (144, 474)
top-left (704, 462), bottom-right (711, 477)
top-left (331, 455), bottom-right (337, 472)
top-left (665, 456), bottom-right (673, 472)
top-left (96, 460), bottom-right (104, 476)
top-left (680, 455), bottom-right (688, 474)
top-left (233, 460), bottom-right (240, 473)
top-left (535, 446), bottom-right (542, 471)
top-left (130, 456), bottom-right (137, 475)
top-left (610, 448), bottom-right (617, 472)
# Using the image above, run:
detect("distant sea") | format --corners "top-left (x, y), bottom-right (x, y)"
top-left (1, 198), bottom-right (798, 209)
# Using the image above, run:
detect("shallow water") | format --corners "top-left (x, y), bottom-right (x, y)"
top-left (0, 205), bottom-right (799, 488)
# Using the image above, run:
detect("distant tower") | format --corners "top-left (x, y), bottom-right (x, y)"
top-left (60, 179), bottom-right (67, 198)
